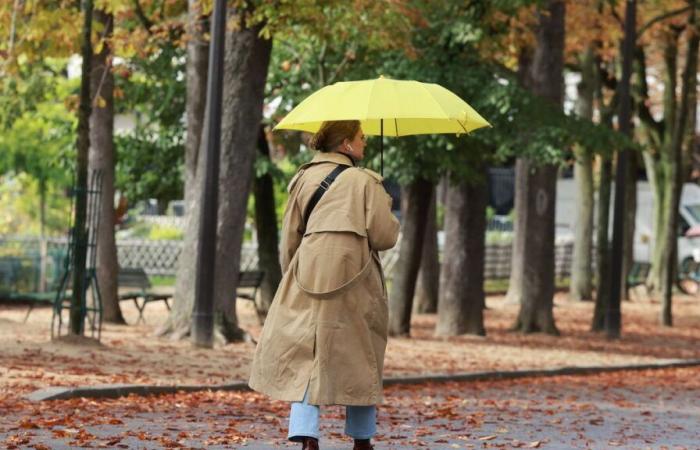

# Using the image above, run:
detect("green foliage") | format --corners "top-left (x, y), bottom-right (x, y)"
top-left (374, 0), bottom-right (631, 184)
top-left (148, 224), bottom-right (183, 240)
top-left (0, 60), bottom-right (75, 235)
top-left (113, 42), bottom-right (185, 205)
top-left (0, 173), bottom-right (72, 236)
top-left (115, 127), bottom-right (184, 205)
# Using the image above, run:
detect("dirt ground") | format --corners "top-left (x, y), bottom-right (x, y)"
top-left (1, 290), bottom-right (699, 400)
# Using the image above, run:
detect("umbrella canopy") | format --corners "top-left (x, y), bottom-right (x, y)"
top-left (274, 76), bottom-right (490, 136)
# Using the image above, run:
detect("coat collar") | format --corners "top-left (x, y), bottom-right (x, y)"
top-left (309, 151), bottom-right (356, 167)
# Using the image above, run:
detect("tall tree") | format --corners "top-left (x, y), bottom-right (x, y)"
top-left (509, 0), bottom-right (565, 334)
top-left (253, 125), bottom-right (282, 318)
top-left (570, 44), bottom-right (596, 301)
top-left (89, 10), bottom-right (124, 324)
top-left (388, 178), bottom-right (433, 336)
top-left (413, 190), bottom-right (439, 314)
top-left (592, 64), bottom-right (617, 331)
top-left (157, 0), bottom-right (209, 339)
top-left (660, 1), bottom-right (698, 325)
top-left (436, 171), bottom-right (487, 336)
top-left (633, 2), bottom-right (699, 296)
top-left (160, 7), bottom-right (272, 343)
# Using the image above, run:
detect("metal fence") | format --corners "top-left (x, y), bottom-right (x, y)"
top-left (1, 234), bottom-right (576, 294)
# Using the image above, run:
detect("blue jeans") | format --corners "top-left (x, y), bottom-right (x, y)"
top-left (288, 387), bottom-right (377, 442)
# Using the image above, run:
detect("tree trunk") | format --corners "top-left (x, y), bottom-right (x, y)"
top-left (184, 0), bottom-right (209, 204)
top-left (88, 10), bottom-right (124, 324)
top-left (571, 146), bottom-right (594, 301)
top-left (436, 176), bottom-right (487, 336)
top-left (388, 178), bottom-right (433, 336)
top-left (646, 30), bottom-right (680, 295)
top-left (511, 160), bottom-right (559, 334)
top-left (253, 125), bottom-right (282, 319)
top-left (505, 49), bottom-right (533, 306)
top-left (511, 0), bottom-right (564, 335)
top-left (592, 52), bottom-right (616, 331)
top-left (645, 152), bottom-right (666, 293)
top-left (158, 9), bottom-right (272, 343)
top-left (592, 156), bottom-right (612, 331)
top-left (570, 45), bottom-right (595, 301)
top-left (505, 160), bottom-right (525, 305)
top-left (662, 6), bottom-right (698, 326)
top-left (69, 0), bottom-right (94, 335)
top-left (413, 189), bottom-right (439, 314)
top-left (621, 154), bottom-right (637, 300)
top-left (210, 14), bottom-right (273, 343)
top-left (157, 0), bottom-right (209, 339)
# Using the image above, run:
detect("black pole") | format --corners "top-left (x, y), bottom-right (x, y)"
top-left (70, 0), bottom-right (94, 336)
top-left (192, 0), bottom-right (226, 348)
top-left (606, 0), bottom-right (636, 339)
top-left (380, 119), bottom-right (384, 176)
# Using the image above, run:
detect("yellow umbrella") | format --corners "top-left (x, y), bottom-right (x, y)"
top-left (274, 76), bottom-right (491, 173)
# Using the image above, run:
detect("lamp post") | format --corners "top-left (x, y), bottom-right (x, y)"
top-left (192, 0), bottom-right (226, 348)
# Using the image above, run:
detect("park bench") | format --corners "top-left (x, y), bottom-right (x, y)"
top-left (0, 255), bottom-right (73, 322)
top-left (236, 270), bottom-right (265, 303)
top-left (626, 261), bottom-right (651, 291)
top-left (118, 267), bottom-right (172, 324)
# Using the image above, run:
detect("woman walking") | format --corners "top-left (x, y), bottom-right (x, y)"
top-left (249, 120), bottom-right (400, 449)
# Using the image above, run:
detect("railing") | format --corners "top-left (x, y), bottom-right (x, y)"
top-left (1, 235), bottom-right (576, 295)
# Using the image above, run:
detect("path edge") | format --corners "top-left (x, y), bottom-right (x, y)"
top-left (25, 358), bottom-right (700, 402)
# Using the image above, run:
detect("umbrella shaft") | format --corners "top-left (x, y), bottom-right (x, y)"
top-left (380, 119), bottom-right (384, 177)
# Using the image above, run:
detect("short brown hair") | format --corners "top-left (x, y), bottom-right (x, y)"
top-left (308, 120), bottom-right (361, 152)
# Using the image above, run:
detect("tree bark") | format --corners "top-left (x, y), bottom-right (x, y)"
top-left (570, 45), bottom-right (595, 302)
top-left (592, 55), bottom-right (615, 332)
top-left (413, 190), bottom-right (439, 314)
top-left (621, 153), bottom-right (637, 300)
top-left (644, 31), bottom-right (680, 295)
top-left (511, 0), bottom-right (564, 335)
top-left (505, 49), bottom-right (533, 305)
top-left (592, 156), bottom-right (613, 331)
top-left (388, 178), bottom-right (433, 336)
top-left (88, 10), bottom-right (124, 324)
top-left (436, 176), bottom-right (487, 336)
top-left (210, 13), bottom-right (273, 343)
top-left (157, 0), bottom-right (209, 339)
top-left (662, 7), bottom-right (698, 326)
top-left (158, 10), bottom-right (272, 343)
top-left (253, 125), bottom-right (282, 319)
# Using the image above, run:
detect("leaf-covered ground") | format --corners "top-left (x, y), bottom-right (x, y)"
top-left (1, 367), bottom-right (698, 448)
top-left (2, 292), bottom-right (699, 399)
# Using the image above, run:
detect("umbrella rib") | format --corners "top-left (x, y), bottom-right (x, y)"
top-left (419, 82), bottom-right (452, 121)
top-left (456, 119), bottom-right (470, 134)
top-left (394, 118), bottom-right (399, 136)
top-left (365, 79), bottom-right (380, 132)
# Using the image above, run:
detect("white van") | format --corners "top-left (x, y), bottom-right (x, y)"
top-left (634, 182), bottom-right (700, 265)
top-left (557, 179), bottom-right (700, 266)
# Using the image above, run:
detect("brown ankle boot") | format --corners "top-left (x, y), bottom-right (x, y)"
top-left (301, 436), bottom-right (319, 450)
top-left (353, 439), bottom-right (374, 450)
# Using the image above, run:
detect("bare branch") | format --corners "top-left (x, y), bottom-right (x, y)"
top-left (637, 5), bottom-right (691, 40)
top-left (132, 0), bottom-right (154, 34)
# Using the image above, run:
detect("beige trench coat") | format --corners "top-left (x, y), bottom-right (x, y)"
top-left (248, 151), bottom-right (400, 406)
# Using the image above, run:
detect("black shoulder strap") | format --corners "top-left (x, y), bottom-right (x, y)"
top-left (303, 164), bottom-right (350, 229)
